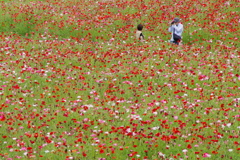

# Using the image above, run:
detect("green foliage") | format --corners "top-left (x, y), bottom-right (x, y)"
top-left (0, 1), bottom-right (239, 160)
top-left (0, 12), bottom-right (37, 36)
top-left (0, 14), bottom-right (13, 32)
top-left (0, 0), bottom-right (239, 46)
top-left (121, 7), bottom-right (138, 15)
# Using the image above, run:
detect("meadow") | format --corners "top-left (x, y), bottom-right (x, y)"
top-left (0, 0), bottom-right (239, 159)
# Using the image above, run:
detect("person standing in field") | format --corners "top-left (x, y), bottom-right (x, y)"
top-left (168, 18), bottom-right (183, 45)
top-left (136, 24), bottom-right (145, 42)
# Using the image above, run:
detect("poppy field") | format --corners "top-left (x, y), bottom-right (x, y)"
top-left (0, 0), bottom-right (239, 159)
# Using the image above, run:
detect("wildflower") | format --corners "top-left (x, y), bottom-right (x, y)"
top-left (226, 123), bottom-right (231, 127)
top-left (45, 150), bottom-right (50, 153)
top-left (158, 152), bottom-right (165, 158)
top-left (203, 153), bottom-right (211, 157)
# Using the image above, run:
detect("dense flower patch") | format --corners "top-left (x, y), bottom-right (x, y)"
top-left (0, 0), bottom-right (239, 159)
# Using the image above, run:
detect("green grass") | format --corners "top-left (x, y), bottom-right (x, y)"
top-left (0, 0), bottom-right (239, 160)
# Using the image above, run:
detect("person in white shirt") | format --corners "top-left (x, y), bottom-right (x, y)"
top-left (136, 24), bottom-right (144, 42)
top-left (168, 18), bottom-right (183, 45)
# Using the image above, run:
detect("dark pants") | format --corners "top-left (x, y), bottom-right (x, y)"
top-left (173, 41), bottom-right (179, 45)
top-left (173, 39), bottom-right (181, 45)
